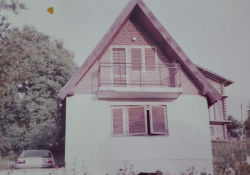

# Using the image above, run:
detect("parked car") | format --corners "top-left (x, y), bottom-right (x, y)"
top-left (15, 150), bottom-right (55, 169)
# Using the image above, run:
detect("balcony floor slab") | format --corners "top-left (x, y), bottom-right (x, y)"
top-left (97, 87), bottom-right (183, 99)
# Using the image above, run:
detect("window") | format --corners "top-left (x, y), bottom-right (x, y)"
top-left (113, 48), bottom-right (126, 76)
top-left (131, 48), bottom-right (142, 71)
top-left (112, 48), bottom-right (127, 87)
top-left (127, 106), bottom-right (147, 135)
top-left (145, 48), bottom-right (156, 71)
top-left (111, 106), bottom-right (126, 136)
top-left (131, 47), bottom-right (156, 72)
top-left (111, 105), bottom-right (168, 136)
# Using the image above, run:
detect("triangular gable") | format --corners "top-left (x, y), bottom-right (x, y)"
top-left (58, 0), bottom-right (222, 106)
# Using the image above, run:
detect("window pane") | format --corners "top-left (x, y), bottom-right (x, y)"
top-left (20, 150), bottom-right (51, 158)
top-left (150, 106), bottom-right (166, 134)
top-left (113, 48), bottom-right (126, 75)
top-left (131, 48), bottom-right (142, 71)
top-left (128, 106), bottom-right (146, 135)
top-left (145, 48), bottom-right (156, 71)
top-left (112, 108), bottom-right (124, 135)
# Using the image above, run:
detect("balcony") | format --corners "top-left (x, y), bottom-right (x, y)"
top-left (97, 62), bottom-right (183, 99)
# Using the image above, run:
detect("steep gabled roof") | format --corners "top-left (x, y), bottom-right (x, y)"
top-left (58, 0), bottom-right (226, 106)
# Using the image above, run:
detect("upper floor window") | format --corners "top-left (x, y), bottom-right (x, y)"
top-left (111, 46), bottom-right (157, 72)
top-left (111, 105), bottom-right (168, 136)
top-left (130, 47), bottom-right (157, 72)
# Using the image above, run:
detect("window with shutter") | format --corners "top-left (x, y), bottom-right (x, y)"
top-left (111, 107), bottom-right (126, 136)
top-left (150, 106), bottom-right (167, 135)
top-left (145, 48), bottom-right (156, 71)
top-left (112, 48), bottom-right (126, 87)
top-left (131, 48), bottom-right (142, 71)
top-left (127, 106), bottom-right (147, 135)
top-left (169, 65), bottom-right (176, 87)
top-left (113, 48), bottom-right (126, 76)
top-left (110, 105), bottom-right (169, 137)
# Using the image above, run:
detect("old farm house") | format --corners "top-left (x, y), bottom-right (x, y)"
top-left (57, 0), bottom-right (234, 174)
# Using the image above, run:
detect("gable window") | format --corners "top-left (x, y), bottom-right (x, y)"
top-left (145, 48), bottom-right (156, 71)
top-left (111, 105), bottom-right (168, 136)
top-left (113, 48), bottom-right (126, 76)
top-left (112, 48), bottom-right (127, 87)
top-left (131, 48), bottom-right (142, 71)
top-left (130, 46), bottom-right (156, 72)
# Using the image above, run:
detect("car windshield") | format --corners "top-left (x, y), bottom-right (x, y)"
top-left (20, 150), bottom-right (52, 158)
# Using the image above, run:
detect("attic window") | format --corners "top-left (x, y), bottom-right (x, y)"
top-left (111, 105), bottom-right (168, 136)
top-left (131, 48), bottom-right (142, 71)
top-left (130, 46), bottom-right (157, 72)
top-left (145, 48), bottom-right (156, 71)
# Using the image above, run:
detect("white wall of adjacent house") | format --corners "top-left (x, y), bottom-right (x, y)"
top-left (65, 94), bottom-right (213, 175)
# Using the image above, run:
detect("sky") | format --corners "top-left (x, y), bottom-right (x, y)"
top-left (4, 0), bottom-right (250, 120)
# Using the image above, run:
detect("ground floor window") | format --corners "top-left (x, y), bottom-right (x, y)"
top-left (111, 105), bottom-right (168, 136)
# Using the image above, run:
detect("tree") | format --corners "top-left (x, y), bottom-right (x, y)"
top-left (0, 0), bottom-right (26, 37)
top-left (0, 26), bottom-right (78, 154)
top-left (0, 0), bottom-right (26, 92)
top-left (227, 115), bottom-right (242, 138)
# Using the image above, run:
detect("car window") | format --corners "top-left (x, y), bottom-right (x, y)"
top-left (20, 150), bottom-right (52, 158)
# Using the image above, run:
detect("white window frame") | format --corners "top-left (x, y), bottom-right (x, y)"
top-left (111, 106), bottom-right (127, 136)
top-left (149, 105), bottom-right (168, 135)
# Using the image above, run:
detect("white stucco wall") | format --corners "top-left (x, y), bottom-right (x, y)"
top-left (65, 95), bottom-right (213, 175)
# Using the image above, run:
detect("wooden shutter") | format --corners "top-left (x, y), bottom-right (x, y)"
top-left (113, 48), bottom-right (126, 76)
top-left (145, 48), bottom-right (156, 71)
top-left (111, 107), bottom-right (125, 136)
top-left (150, 106), bottom-right (167, 135)
top-left (127, 106), bottom-right (147, 135)
top-left (169, 65), bottom-right (176, 87)
top-left (131, 48), bottom-right (142, 71)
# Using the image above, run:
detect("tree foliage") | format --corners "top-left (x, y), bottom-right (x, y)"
top-left (0, 0), bottom-right (26, 37)
top-left (0, 26), bottom-right (78, 153)
top-left (0, 0), bottom-right (26, 92)
top-left (227, 115), bottom-right (242, 138)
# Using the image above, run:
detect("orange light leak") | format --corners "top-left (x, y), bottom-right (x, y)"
top-left (47, 7), bottom-right (54, 14)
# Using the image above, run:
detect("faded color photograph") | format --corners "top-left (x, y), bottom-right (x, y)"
top-left (1, 0), bottom-right (250, 175)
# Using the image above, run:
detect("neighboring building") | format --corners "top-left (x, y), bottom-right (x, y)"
top-left (57, 0), bottom-right (233, 174)
top-left (196, 65), bottom-right (233, 141)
